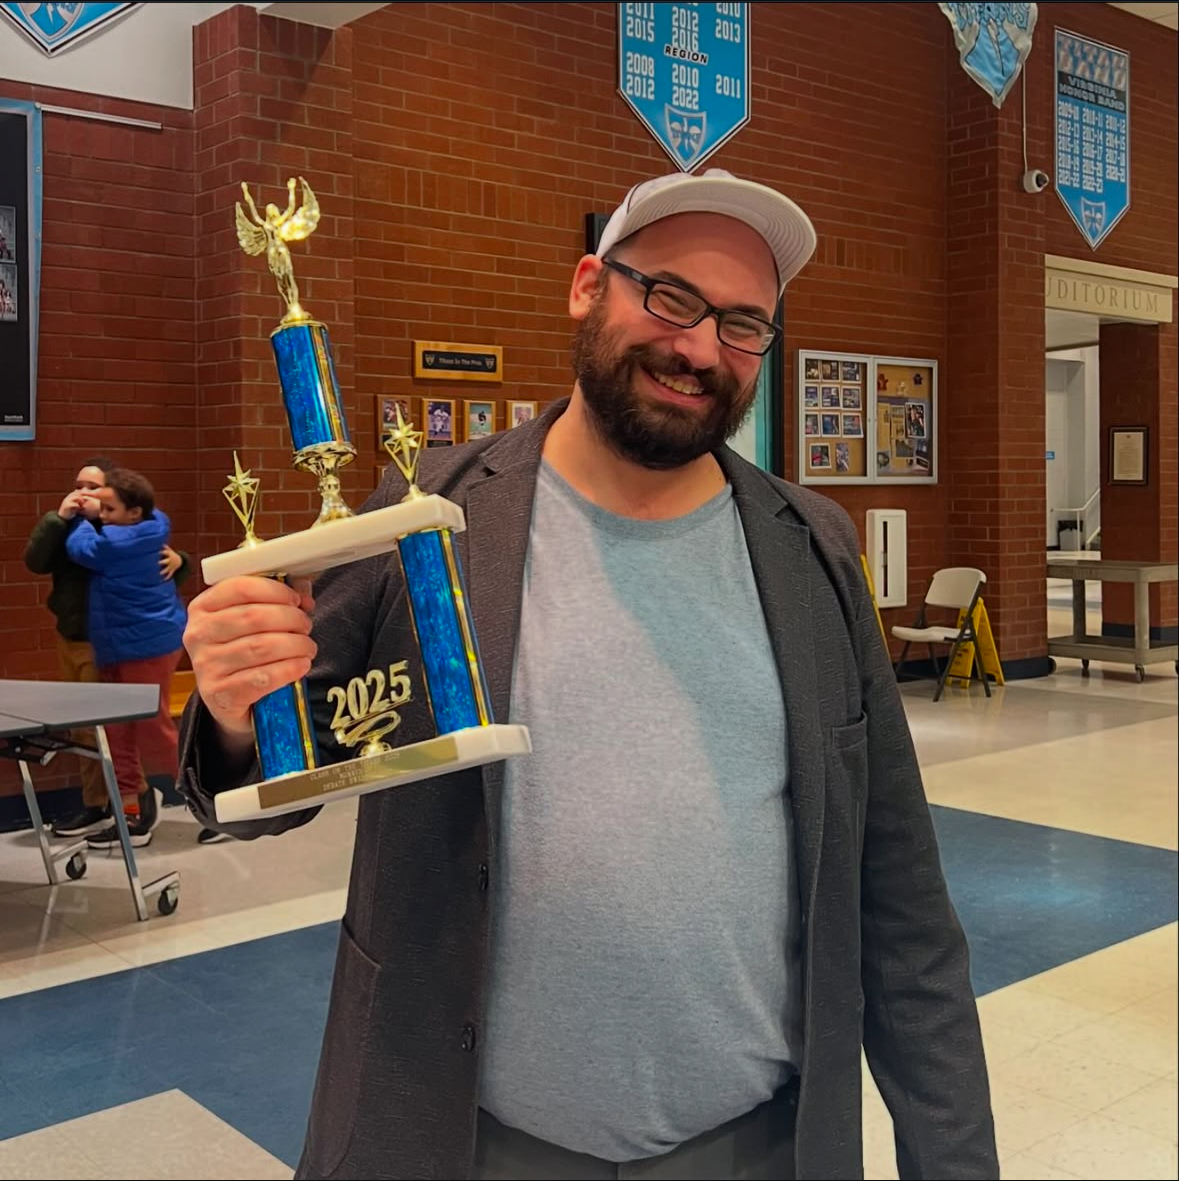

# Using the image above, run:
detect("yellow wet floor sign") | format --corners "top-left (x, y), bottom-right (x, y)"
top-left (948, 597), bottom-right (1005, 687)
top-left (859, 554), bottom-right (888, 649)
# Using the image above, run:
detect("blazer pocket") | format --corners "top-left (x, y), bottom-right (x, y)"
top-left (830, 711), bottom-right (868, 752)
top-left (828, 713), bottom-right (869, 865)
top-left (302, 922), bottom-right (380, 1179)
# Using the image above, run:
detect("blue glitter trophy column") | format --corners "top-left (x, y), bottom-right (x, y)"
top-left (201, 177), bottom-right (530, 823)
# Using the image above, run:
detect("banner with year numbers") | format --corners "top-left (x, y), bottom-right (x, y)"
top-left (618, 2), bottom-right (750, 172)
top-left (1054, 28), bottom-right (1129, 251)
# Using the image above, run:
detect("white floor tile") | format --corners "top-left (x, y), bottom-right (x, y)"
top-left (999, 1152), bottom-right (1082, 1180)
top-left (1025, 1113), bottom-right (1178, 1180)
top-left (990, 1082), bottom-right (1088, 1158)
top-left (991, 1038), bottom-right (1159, 1115)
top-left (1102, 1078), bottom-right (1179, 1144)
top-left (0, 1091), bottom-right (291, 1181)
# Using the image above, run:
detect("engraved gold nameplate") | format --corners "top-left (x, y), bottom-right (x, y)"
top-left (215, 727), bottom-right (532, 823)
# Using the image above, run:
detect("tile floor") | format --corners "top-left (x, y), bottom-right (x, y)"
top-left (0, 578), bottom-right (1175, 1180)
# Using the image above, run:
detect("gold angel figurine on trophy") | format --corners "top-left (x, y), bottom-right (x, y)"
top-left (235, 176), bottom-right (320, 326)
top-left (233, 175), bottom-right (354, 526)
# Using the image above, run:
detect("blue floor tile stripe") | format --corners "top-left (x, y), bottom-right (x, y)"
top-left (1, 806), bottom-right (1175, 1166)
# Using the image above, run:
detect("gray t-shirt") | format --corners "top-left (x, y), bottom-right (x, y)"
top-left (479, 462), bottom-right (802, 1162)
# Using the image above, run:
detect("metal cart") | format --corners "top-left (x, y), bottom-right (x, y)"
top-left (1046, 559), bottom-right (1179, 683)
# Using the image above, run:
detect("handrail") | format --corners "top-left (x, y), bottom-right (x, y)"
top-left (1059, 486), bottom-right (1100, 516)
top-left (1057, 485), bottom-right (1100, 552)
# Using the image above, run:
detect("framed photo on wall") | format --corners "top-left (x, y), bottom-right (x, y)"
top-left (377, 396), bottom-right (415, 447)
top-left (464, 399), bottom-right (497, 441)
top-left (507, 400), bottom-right (538, 428)
top-left (1109, 425), bottom-right (1147, 485)
top-left (422, 397), bottom-right (456, 447)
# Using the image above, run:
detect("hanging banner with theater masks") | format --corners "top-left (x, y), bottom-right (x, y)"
top-left (618, 3), bottom-right (749, 172)
top-left (0, 3), bottom-right (137, 56)
top-left (1054, 28), bottom-right (1130, 251)
top-left (938, 3), bottom-right (1038, 108)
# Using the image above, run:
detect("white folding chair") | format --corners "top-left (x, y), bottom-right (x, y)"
top-left (892, 567), bottom-right (991, 702)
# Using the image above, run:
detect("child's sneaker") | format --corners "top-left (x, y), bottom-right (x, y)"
top-left (86, 788), bottom-right (159, 849)
top-left (52, 805), bottom-right (110, 838)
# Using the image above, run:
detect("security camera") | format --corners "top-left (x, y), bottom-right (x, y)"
top-left (1022, 169), bottom-right (1050, 194)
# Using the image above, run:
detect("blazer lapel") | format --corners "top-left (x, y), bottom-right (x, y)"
top-left (720, 454), bottom-right (826, 922)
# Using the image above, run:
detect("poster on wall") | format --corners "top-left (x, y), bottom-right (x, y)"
top-left (0, 99), bottom-right (42, 441)
top-left (1054, 28), bottom-right (1129, 251)
top-left (0, 3), bottom-right (138, 56)
top-left (618, 3), bottom-right (750, 172)
top-left (797, 351), bottom-right (937, 485)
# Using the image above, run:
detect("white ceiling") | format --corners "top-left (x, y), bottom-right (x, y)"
top-left (1106, 2), bottom-right (1179, 30)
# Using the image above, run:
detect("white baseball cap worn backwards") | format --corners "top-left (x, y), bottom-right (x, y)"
top-left (594, 168), bottom-right (818, 294)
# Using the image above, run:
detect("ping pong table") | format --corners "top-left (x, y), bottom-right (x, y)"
top-left (0, 680), bottom-right (180, 921)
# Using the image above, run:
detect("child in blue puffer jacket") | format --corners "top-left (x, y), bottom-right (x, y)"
top-left (66, 468), bottom-right (188, 847)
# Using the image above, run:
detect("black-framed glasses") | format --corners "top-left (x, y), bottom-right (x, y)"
top-left (602, 258), bottom-right (780, 356)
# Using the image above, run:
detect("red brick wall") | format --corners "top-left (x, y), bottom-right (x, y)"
top-left (193, 5), bottom-right (357, 559)
top-left (1030, 4), bottom-right (1178, 633)
top-left (944, 37), bottom-right (1050, 664)
top-left (0, 83), bottom-right (195, 794)
top-left (1100, 322), bottom-right (1177, 629)
top-left (349, 1), bottom-right (952, 640)
top-left (1, 0), bottom-right (1176, 757)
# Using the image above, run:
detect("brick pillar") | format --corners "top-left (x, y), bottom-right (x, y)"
top-left (945, 57), bottom-right (1050, 672)
top-left (193, 4), bottom-right (355, 569)
top-left (1098, 320), bottom-right (1179, 637)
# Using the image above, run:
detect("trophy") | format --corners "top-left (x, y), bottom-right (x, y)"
top-left (201, 178), bottom-right (530, 823)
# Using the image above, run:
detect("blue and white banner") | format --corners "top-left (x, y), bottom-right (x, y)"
top-left (1054, 29), bottom-right (1129, 251)
top-left (939, 3), bottom-right (1038, 108)
top-left (618, 3), bottom-right (750, 172)
top-left (0, 3), bottom-right (137, 56)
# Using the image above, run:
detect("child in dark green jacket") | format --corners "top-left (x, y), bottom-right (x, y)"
top-left (24, 456), bottom-right (189, 838)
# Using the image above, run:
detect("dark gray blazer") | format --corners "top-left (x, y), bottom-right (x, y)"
top-left (179, 402), bottom-right (998, 1180)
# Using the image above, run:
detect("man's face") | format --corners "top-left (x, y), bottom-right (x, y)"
top-left (570, 212), bottom-right (776, 470)
top-left (97, 488), bottom-right (141, 526)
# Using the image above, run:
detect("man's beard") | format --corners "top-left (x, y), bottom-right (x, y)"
top-left (570, 294), bottom-right (759, 471)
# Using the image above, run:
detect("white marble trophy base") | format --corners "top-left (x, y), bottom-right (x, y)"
top-left (215, 723), bottom-right (532, 823)
top-left (200, 494), bottom-right (466, 583)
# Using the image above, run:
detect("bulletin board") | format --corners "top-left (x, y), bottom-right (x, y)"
top-left (797, 350), bottom-right (937, 485)
top-left (873, 358), bottom-right (936, 481)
